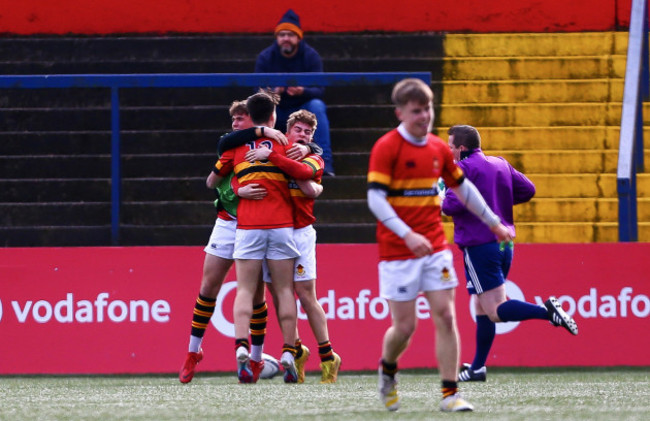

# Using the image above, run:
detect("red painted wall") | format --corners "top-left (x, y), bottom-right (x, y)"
top-left (0, 0), bottom-right (639, 35)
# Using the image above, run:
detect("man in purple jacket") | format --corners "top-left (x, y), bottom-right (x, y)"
top-left (255, 9), bottom-right (334, 176)
top-left (442, 125), bottom-right (578, 382)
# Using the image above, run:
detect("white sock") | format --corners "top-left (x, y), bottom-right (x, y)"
top-left (250, 344), bottom-right (263, 362)
top-left (280, 351), bottom-right (295, 364)
top-left (189, 335), bottom-right (202, 353)
top-left (236, 346), bottom-right (249, 362)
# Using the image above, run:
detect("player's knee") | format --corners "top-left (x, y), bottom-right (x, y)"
top-left (487, 312), bottom-right (501, 323)
top-left (394, 320), bottom-right (417, 339)
top-left (432, 308), bottom-right (455, 331)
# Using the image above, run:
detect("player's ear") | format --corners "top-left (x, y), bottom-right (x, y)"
top-left (394, 106), bottom-right (403, 122)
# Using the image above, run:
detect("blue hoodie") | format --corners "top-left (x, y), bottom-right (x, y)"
top-left (442, 148), bottom-right (535, 247)
top-left (255, 40), bottom-right (324, 108)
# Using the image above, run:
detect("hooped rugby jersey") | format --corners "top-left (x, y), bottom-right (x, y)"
top-left (265, 150), bottom-right (324, 229)
top-left (367, 129), bottom-right (465, 261)
top-left (214, 138), bottom-right (293, 229)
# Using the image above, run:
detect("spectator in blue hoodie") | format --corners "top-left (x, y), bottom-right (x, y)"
top-left (255, 9), bottom-right (335, 176)
top-left (442, 125), bottom-right (578, 383)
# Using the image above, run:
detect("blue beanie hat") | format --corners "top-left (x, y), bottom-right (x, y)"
top-left (275, 9), bottom-right (303, 39)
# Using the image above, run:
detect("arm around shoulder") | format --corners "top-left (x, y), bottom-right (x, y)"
top-left (296, 179), bottom-right (323, 198)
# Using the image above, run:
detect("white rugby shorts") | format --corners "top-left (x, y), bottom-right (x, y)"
top-left (263, 225), bottom-right (316, 283)
top-left (379, 249), bottom-right (458, 301)
top-left (204, 218), bottom-right (237, 259)
top-left (234, 227), bottom-right (300, 260)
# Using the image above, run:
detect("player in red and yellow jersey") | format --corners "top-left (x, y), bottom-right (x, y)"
top-left (180, 100), bottom-right (287, 384)
top-left (210, 91), bottom-right (301, 383)
top-left (368, 78), bottom-right (512, 413)
top-left (368, 127), bottom-right (464, 261)
top-left (245, 110), bottom-right (341, 384)
top-left (215, 137), bottom-right (294, 230)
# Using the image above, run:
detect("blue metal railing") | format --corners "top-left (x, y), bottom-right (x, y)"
top-left (0, 72), bottom-right (431, 245)
top-left (617, 0), bottom-right (649, 242)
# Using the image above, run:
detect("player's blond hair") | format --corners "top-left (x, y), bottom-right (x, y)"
top-left (286, 109), bottom-right (317, 135)
top-left (391, 78), bottom-right (433, 107)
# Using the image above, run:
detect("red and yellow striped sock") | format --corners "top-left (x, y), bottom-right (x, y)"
top-left (441, 380), bottom-right (458, 398)
top-left (282, 343), bottom-right (297, 358)
top-left (190, 294), bottom-right (216, 338)
top-left (249, 301), bottom-right (268, 346)
top-left (318, 340), bottom-right (334, 362)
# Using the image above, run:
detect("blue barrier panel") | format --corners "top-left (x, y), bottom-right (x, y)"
top-left (617, 0), bottom-right (649, 242)
top-left (0, 72), bottom-right (431, 245)
top-left (0, 72), bottom-right (431, 89)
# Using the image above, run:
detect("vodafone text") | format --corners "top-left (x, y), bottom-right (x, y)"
top-left (1, 293), bottom-right (171, 324)
top-left (302, 286), bottom-right (649, 321)
top-left (534, 287), bottom-right (649, 318)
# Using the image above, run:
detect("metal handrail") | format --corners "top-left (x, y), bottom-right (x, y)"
top-left (0, 72), bottom-right (431, 245)
top-left (617, 0), bottom-right (649, 242)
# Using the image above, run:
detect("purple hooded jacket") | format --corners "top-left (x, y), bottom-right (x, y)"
top-left (442, 149), bottom-right (535, 247)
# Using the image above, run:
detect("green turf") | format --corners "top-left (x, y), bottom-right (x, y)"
top-left (1, 368), bottom-right (648, 420)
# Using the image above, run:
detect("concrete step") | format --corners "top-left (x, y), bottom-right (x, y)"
top-left (0, 56), bottom-right (445, 75)
top-left (0, 127), bottom-right (384, 156)
top-left (438, 102), bottom-right (650, 127)
top-left (515, 198), bottom-right (650, 223)
top-left (0, 149), bottom-right (371, 179)
top-left (528, 174), bottom-right (650, 198)
top-left (316, 149), bottom-right (650, 176)
top-left (444, 32), bottom-right (628, 57)
top-left (6, 173), bottom-right (647, 205)
top-left (1, 34), bottom-right (445, 63)
top-left (1, 103), bottom-right (404, 131)
top-left (442, 221), bottom-right (650, 243)
top-left (0, 155), bottom-right (110, 178)
top-left (313, 199), bottom-right (374, 224)
top-left (442, 55), bottom-right (625, 80)
top-left (442, 79), bottom-right (624, 104)
top-left (314, 223), bottom-right (376, 243)
top-left (1, 202), bottom-right (110, 226)
top-left (450, 126), bottom-right (650, 151)
top-left (1, 125), bottom-right (644, 158)
top-left (0, 178), bottom-right (111, 202)
top-left (0, 174), bottom-right (365, 204)
top-left (489, 150), bottom-right (650, 174)
top-left (24, 99), bottom-right (631, 134)
top-left (0, 226), bottom-right (111, 247)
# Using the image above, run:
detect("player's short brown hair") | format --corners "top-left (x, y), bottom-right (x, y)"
top-left (229, 100), bottom-right (248, 117)
top-left (246, 90), bottom-right (278, 125)
top-left (448, 124), bottom-right (481, 149)
top-left (391, 78), bottom-right (433, 107)
top-left (286, 109), bottom-right (317, 135)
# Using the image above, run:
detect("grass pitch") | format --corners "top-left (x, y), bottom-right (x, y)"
top-left (1, 368), bottom-right (648, 420)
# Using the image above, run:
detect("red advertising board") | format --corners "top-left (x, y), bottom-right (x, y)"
top-left (0, 243), bottom-right (648, 375)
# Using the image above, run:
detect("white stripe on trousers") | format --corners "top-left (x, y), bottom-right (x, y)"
top-left (463, 249), bottom-right (483, 294)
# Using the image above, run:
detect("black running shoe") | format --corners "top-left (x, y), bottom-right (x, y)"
top-left (545, 296), bottom-right (579, 335)
top-left (458, 363), bottom-right (486, 382)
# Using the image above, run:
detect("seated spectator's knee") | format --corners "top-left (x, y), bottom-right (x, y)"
top-left (304, 98), bottom-right (327, 115)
